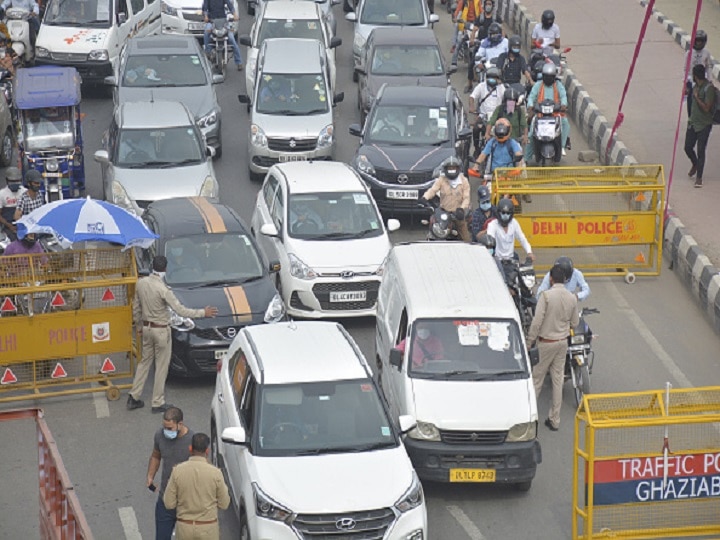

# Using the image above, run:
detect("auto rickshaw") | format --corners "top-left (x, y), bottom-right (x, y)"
top-left (14, 66), bottom-right (85, 201)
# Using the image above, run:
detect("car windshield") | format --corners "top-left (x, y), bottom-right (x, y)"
top-left (359, 0), bottom-right (425, 25)
top-left (405, 319), bottom-right (529, 380)
top-left (288, 191), bottom-right (384, 239)
top-left (164, 233), bottom-right (264, 286)
top-left (256, 379), bottom-right (397, 456)
top-left (257, 18), bottom-right (324, 45)
top-left (116, 127), bottom-right (204, 167)
top-left (43, 0), bottom-right (112, 26)
top-left (256, 73), bottom-right (329, 115)
top-left (371, 45), bottom-right (443, 75)
top-left (22, 107), bottom-right (75, 150)
top-left (366, 104), bottom-right (449, 145)
top-left (122, 54), bottom-right (208, 87)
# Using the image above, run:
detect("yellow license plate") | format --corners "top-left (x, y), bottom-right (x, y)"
top-left (449, 468), bottom-right (496, 482)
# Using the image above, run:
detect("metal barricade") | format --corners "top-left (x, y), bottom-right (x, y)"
top-left (0, 247), bottom-right (137, 403)
top-left (572, 387), bottom-right (720, 539)
top-left (491, 165), bottom-right (665, 282)
top-left (1, 408), bottom-right (94, 539)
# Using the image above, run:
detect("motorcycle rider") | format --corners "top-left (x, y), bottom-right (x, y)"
top-left (202, 0), bottom-right (243, 71)
top-left (473, 118), bottom-right (524, 174)
top-left (684, 30), bottom-right (712, 115)
top-left (0, 0), bottom-right (40, 45)
top-left (486, 197), bottom-right (534, 262)
top-left (14, 169), bottom-right (44, 220)
top-left (0, 167), bottom-right (25, 240)
top-left (494, 35), bottom-right (533, 87)
top-left (461, 0), bottom-right (501, 93)
top-left (474, 22), bottom-right (507, 86)
top-left (537, 256), bottom-right (590, 301)
top-left (422, 156), bottom-right (471, 242)
top-left (450, 0), bottom-right (482, 66)
top-left (524, 62), bottom-right (570, 161)
top-left (469, 185), bottom-right (497, 242)
top-left (488, 86), bottom-right (527, 148)
top-left (468, 65), bottom-right (505, 156)
top-left (531, 9), bottom-right (560, 55)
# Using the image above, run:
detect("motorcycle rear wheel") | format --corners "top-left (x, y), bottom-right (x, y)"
top-left (573, 363), bottom-right (591, 407)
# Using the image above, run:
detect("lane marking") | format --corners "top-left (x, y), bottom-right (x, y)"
top-left (92, 383), bottom-right (110, 419)
top-left (446, 504), bottom-right (488, 540)
top-left (118, 506), bottom-right (142, 540)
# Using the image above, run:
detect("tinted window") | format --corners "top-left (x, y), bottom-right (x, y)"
top-left (367, 104), bottom-right (449, 144)
top-left (288, 192), bottom-right (383, 239)
top-left (256, 73), bottom-right (328, 115)
top-left (360, 0), bottom-right (424, 25)
top-left (371, 45), bottom-right (443, 75)
top-left (122, 54), bottom-right (208, 87)
top-left (230, 349), bottom-right (249, 405)
top-left (116, 126), bottom-right (204, 166)
top-left (130, 0), bottom-right (144, 15)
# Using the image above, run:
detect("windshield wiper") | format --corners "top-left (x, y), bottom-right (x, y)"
top-left (440, 370), bottom-right (480, 377)
top-left (187, 276), bottom-right (263, 289)
top-left (300, 108), bottom-right (327, 115)
top-left (430, 139), bottom-right (451, 146)
top-left (157, 159), bottom-right (201, 168)
top-left (47, 20), bottom-right (84, 26)
top-left (295, 442), bottom-right (395, 455)
top-left (302, 231), bottom-right (357, 240)
top-left (123, 161), bottom-right (155, 168)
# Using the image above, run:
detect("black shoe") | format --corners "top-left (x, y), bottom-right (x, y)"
top-left (565, 137), bottom-right (572, 150)
top-left (127, 395), bottom-right (144, 410)
top-left (151, 403), bottom-right (174, 414)
top-left (544, 418), bottom-right (559, 431)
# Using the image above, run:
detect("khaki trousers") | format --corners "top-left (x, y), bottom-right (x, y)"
top-left (176, 520), bottom-right (219, 540)
top-left (532, 340), bottom-right (568, 428)
top-left (129, 326), bottom-right (172, 407)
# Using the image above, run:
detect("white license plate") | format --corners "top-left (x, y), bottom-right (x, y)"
top-left (386, 189), bottom-right (419, 200)
top-left (214, 350), bottom-right (227, 360)
top-left (42, 172), bottom-right (63, 177)
top-left (329, 291), bottom-right (366, 302)
top-left (188, 22), bottom-right (205, 30)
top-left (279, 154), bottom-right (307, 163)
top-left (536, 120), bottom-right (556, 138)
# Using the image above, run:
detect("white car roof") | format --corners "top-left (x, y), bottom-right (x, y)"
top-left (273, 161), bottom-right (365, 194)
top-left (262, 0), bottom-right (322, 19)
top-left (244, 321), bottom-right (370, 384)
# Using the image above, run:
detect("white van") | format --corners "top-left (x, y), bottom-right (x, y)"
top-left (35, 0), bottom-right (161, 84)
top-left (375, 242), bottom-right (542, 491)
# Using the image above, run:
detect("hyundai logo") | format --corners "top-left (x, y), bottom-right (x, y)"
top-left (336, 518), bottom-right (356, 531)
top-left (225, 327), bottom-right (237, 339)
top-left (289, 138), bottom-right (297, 148)
top-left (397, 173), bottom-right (409, 184)
top-left (340, 270), bottom-right (355, 279)
top-left (470, 432), bottom-right (479, 441)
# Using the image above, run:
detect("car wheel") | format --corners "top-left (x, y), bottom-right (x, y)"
top-left (214, 144), bottom-right (223, 159)
top-left (515, 480), bottom-right (532, 492)
top-left (0, 127), bottom-right (12, 167)
top-left (239, 510), bottom-right (251, 540)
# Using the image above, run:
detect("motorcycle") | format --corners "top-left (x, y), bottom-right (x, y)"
top-left (531, 98), bottom-right (562, 165)
top-left (565, 307), bottom-right (598, 406)
top-left (454, 19), bottom-right (476, 65)
top-left (500, 257), bottom-right (536, 335)
top-left (528, 46), bottom-right (571, 91)
top-left (4, 7), bottom-right (33, 65)
top-left (207, 15), bottom-right (235, 77)
top-left (420, 205), bottom-right (464, 241)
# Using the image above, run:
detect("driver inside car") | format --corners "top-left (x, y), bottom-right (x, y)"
top-left (395, 322), bottom-right (445, 369)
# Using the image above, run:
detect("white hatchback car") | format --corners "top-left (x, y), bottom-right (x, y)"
top-left (211, 321), bottom-right (426, 540)
top-left (250, 161), bottom-right (399, 318)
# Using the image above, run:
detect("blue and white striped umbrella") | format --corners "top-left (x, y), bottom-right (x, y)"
top-left (16, 197), bottom-right (158, 249)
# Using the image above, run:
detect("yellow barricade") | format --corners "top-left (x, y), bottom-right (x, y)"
top-left (573, 387), bottom-right (720, 540)
top-left (0, 247), bottom-right (138, 403)
top-left (491, 165), bottom-right (665, 281)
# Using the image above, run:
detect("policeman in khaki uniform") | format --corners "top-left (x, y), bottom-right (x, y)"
top-left (128, 255), bottom-right (218, 413)
top-left (164, 432), bottom-right (230, 540)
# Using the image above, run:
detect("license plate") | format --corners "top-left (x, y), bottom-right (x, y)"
top-left (42, 172), bottom-right (63, 177)
top-left (188, 22), bottom-right (205, 30)
top-left (449, 468), bottom-right (496, 482)
top-left (214, 350), bottom-right (227, 360)
top-left (279, 154), bottom-right (307, 163)
top-left (536, 120), bottom-right (556, 138)
top-left (386, 189), bottom-right (418, 200)
top-left (329, 291), bottom-right (366, 302)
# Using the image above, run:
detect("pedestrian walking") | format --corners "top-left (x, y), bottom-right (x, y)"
top-left (527, 264), bottom-right (579, 431)
top-left (163, 432), bottom-right (230, 540)
top-left (13, 169), bottom-right (44, 221)
top-left (684, 63), bottom-right (716, 188)
top-left (128, 255), bottom-right (218, 413)
top-left (684, 30), bottom-right (711, 115)
top-left (146, 406), bottom-right (195, 540)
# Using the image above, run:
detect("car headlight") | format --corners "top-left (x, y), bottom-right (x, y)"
top-left (199, 176), bottom-right (217, 198)
top-left (88, 49), bottom-right (109, 61)
top-left (570, 334), bottom-right (586, 345)
top-left (522, 274), bottom-right (536, 289)
top-left (353, 32), bottom-right (366, 56)
top-left (317, 124), bottom-right (333, 148)
top-left (407, 421), bottom-right (440, 442)
top-left (250, 124), bottom-right (268, 148)
top-left (431, 221), bottom-right (449, 239)
top-left (160, 0), bottom-right (178, 15)
top-left (264, 293), bottom-right (285, 323)
top-left (197, 110), bottom-right (218, 129)
top-left (394, 472), bottom-right (424, 513)
top-left (45, 159), bottom-right (59, 172)
top-left (35, 46), bottom-right (49, 58)
top-left (355, 154), bottom-right (375, 176)
top-left (374, 255), bottom-right (388, 276)
top-left (252, 483), bottom-right (292, 523)
top-left (288, 253), bottom-right (316, 280)
top-left (111, 181), bottom-right (136, 214)
top-left (506, 421), bottom-right (537, 442)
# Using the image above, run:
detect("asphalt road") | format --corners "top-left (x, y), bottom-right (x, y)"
top-left (2, 5), bottom-right (720, 540)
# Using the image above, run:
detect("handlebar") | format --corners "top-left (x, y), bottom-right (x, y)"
top-left (581, 307), bottom-right (599, 315)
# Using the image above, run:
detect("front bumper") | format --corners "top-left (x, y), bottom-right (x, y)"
top-left (248, 144), bottom-right (333, 175)
top-left (35, 57), bottom-right (112, 84)
top-left (200, 119), bottom-right (222, 151)
top-left (283, 275), bottom-right (381, 319)
top-left (404, 437), bottom-right (542, 484)
top-left (356, 170), bottom-right (435, 215)
top-left (161, 13), bottom-right (207, 37)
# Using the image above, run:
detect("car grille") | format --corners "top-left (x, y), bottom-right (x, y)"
top-left (51, 52), bottom-right (87, 62)
top-left (182, 11), bottom-right (204, 21)
top-left (312, 281), bottom-right (379, 311)
top-left (192, 356), bottom-right (219, 373)
top-left (193, 326), bottom-right (241, 341)
top-left (267, 137), bottom-right (317, 152)
top-left (293, 508), bottom-right (395, 539)
top-left (374, 168), bottom-right (433, 185)
top-left (440, 430), bottom-right (508, 445)
top-left (439, 455), bottom-right (506, 469)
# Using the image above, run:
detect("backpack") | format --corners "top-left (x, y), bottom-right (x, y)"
top-left (712, 83), bottom-right (720, 125)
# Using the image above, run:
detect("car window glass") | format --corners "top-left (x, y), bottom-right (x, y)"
top-left (288, 192), bottom-right (383, 239)
top-left (44, 0), bottom-right (112, 26)
top-left (271, 185), bottom-right (284, 231)
top-left (122, 54), bottom-right (208, 87)
top-left (241, 376), bottom-right (257, 432)
top-left (117, 0), bottom-right (129, 17)
top-left (360, 0), bottom-right (424, 25)
top-left (129, 0), bottom-right (143, 15)
top-left (367, 104), bottom-right (448, 144)
top-left (263, 175), bottom-right (279, 210)
top-left (257, 18), bottom-right (324, 45)
top-left (256, 73), bottom-right (328, 115)
top-left (397, 308), bottom-right (408, 345)
top-left (231, 349), bottom-right (249, 406)
top-left (116, 127), bottom-right (204, 167)
top-left (371, 45), bottom-right (443, 76)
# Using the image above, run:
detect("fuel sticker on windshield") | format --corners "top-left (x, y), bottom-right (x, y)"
top-left (353, 193), bottom-right (370, 204)
top-left (488, 322), bottom-right (510, 352)
top-left (370, 221), bottom-right (379, 229)
top-left (458, 324), bottom-right (480, 346)
top-left (429, 109), bottom-right (440, 119)
top-left (263, 75), bottom-right (273, 81)
top-left (360, 384), bottom-right (373, 392)
top-left (190, 56), bottom-right (200, 65)
top-left (243, 236), bottom-right (251, 246)
top-left (307, 22), bottom-right (317, 29)
top-left (381, 426), bottom-right (391, 437)
top-left (437, 118), bottom-right (448, 129)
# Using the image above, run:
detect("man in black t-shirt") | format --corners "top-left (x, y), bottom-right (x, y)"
top-left (494, 35), bottom-right (532, 86)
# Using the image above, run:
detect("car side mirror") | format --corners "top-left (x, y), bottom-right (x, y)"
top-left (429, 14), bottom-right (439, 24)
top-left (93, 150), bottom-right (110, 164)
top-left (348, 123), bottom-right (362, 137)
top-left (457, 127), bottom-right (473, 140)
top-left (212, 73), bottom-right (225, 84)
top-left (528, 346), bottom-right (539, 367)
top-left (221, 426), bottom-right (247, 445)
top-left (447, 65), bottom-right (457, 76)
top-left (239, 34), bottom-right (252, 47)
top-left (398, 415), bottom-right (416, 434)
top-left (260, 223), bottom-right (279, 237)
top-left (386, 218), bottom-right (400, 232)
top-left (206, 146), bottom-right (216, 158)
top-left (238, 94), bottom-right (250, 104)
top-left (268, 260), bottom-right (281, 273)
top-left (333, 92), bottom-right (344, 106)
top-left (330, 36), bottom-right (342, 49)
top-left (117, 12), bottom-right (127, 25)
top-left (345, 12), bottom-right (357, 21)
top-left (389, 348), bottom-right (403, 369)
top-left (104, 75), bottom-right (117, 86)
top-left (331, 0), bottom-right (340, 4)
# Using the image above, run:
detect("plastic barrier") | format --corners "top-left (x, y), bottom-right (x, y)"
top-left (572, 387), bottom-right (720, 539)
top-left (0, 247), bottom-right (138, 403)
top-left (491, 165), bottom-right (665, 282)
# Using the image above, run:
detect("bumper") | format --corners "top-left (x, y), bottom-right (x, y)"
top-left (35, 57), bottom-right (112, 84)
top-left (248, 146), bottom-right (333, 175)
top-left (200, 120), bottom-right (222, 151)
top-left (161, 14), bottom-right (206, 37)
top-left (356, 170), bottom-right (434, 215)
top-left (404, 437), bottom-right (542, 484)
top-left (283, 275), bottom-right (380, 319)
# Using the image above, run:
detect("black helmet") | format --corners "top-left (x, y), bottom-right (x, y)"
top-left (488, 22), bottom-right (503, 45)
top-left (509, 35), bottom-right (522, 51)
top-left (493, 118), bottom-right (511, 142)
top-left (694, 30), bottom-right (707, 51)
top-left (497, 198), bottom-right (514, 226)
top-left (503, 86), bottom-right (520, 103)
top-left (477, 184), bottom-right (491, 203)
top-left (541, 9), bottom-right (555, 29)
top-left (478, 234), bottom-right (496, 253)
top-left (554, 256), bottom-right (573, 282)
top-left (442, 156), bottom-right (462, 180)
top-left (5, 166), bottom-right (21, 182)
top-left (541, 62), bottom-right (557, 86)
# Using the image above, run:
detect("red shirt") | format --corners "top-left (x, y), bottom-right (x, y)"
top-left (397, 335), bottom-right (445, 368)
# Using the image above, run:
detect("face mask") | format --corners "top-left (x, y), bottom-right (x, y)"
top-left (153, 271), bottom-right (166, 280)
top-left (484, 3), bottom-right (493, 13)
top-left (7, 182), bottom-right (20, 192)
top-left (28, 182), bottom-right (41, 192)
top-left (417, 329), bottom-right (430, 340)
top-left (487, 78), bottom-right (497, 87)
top-left (480, 201), bottom-right (492, 211)
top-left (506, 100), bottom-right (516, 114)
top-left (511, 47), bottom-right (521, 54)
top-left (163, 428), bottom-right (178, 440)
top-left (500, 212), bottom-right (512, 221)
top-left (21, 236), bottom-right (37, 248)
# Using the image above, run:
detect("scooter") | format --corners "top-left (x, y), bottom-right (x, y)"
top-left (454, 19), bottom-right (475, 65)
top-left (4, 7), bottom-right (33, 65)
top-left (421, 205), bottom-right (463, 241)
top-left (531, 98), bottom-right (562, 165)
top-left (565, 307), bottom-right (598, 406)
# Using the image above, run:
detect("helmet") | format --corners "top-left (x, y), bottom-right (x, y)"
top-left (497, 198), bottom-right (514, 226)
top-left (478, 234), bottom-right (496, 253)
top-left (488, 23), bottom-right (502, 45)
top-left (6, 166), bottom-right (21, 182)
top-left (509, 35), bottom-right (522, 53)
top-left (442, 156), bottom-right (462, 180)
top-left (554, 256), bottom-right (573, 282)
top-left (25, 169), bottom-right (42, 190)
top-left (503, 86), bottom-right (520, 102)
top-left (542, 62), bottom-right (557, 86)
top-left (486, 65), bottom-right (501, 87)
top-left (694, 30), bottom-right (707, 51)
top-left (477, 184), bottom-right (491, 203)
top-left (493, 118), bottom-right (511, 142)
top-left (541, 9), bottom-right (555, 29)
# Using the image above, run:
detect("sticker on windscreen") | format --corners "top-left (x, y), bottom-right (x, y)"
top-left (307, 22), bottom-right (317, 29)
top-left (429, 108), bottom-right (440, 119)
top-left (381, 426), bottom-right (391, 437)
top-left (458, 323), bottom-right (480, 346)
top-left (370, 221), bottom-right (379, 229)
top-left (353, 193), bottom-right (370, 205)
top-left (319, 395), bottom-right (330, 401)
top-left (191, 56), bottom-right (200, 65)
top-left (361, 384), bottom-right (373, 392)
top-left (243, 236), bottom-right (251, 246)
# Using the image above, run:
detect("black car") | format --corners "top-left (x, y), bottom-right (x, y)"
top-left (349, 85), bottom-right (472, 215)
top-left (137, 197), bottom-right (284, 377)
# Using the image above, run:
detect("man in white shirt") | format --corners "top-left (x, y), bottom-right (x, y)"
top-left (469, 66), bottom-right (505, 156)
top-left (486, 197), bottom-right (533, 261)
top-left (531, 9), bottom-right (560, 55)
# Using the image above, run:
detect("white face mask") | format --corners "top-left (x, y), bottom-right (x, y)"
top-left (417, 329), bottom-right (430, 340)
top-left (153, 271), bottom-right (166, 280)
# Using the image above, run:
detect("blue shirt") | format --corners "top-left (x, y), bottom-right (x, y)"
top-left (481, 138), bottom-right (522, 172)
top-left (536, 268), bottom-right (590, 301)
top-left (1, 0), bottom-right (39, 15)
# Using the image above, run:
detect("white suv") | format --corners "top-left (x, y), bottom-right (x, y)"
top-left (211, 321), bottom-right (426, 539)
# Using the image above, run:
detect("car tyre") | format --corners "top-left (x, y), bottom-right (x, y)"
top-left (239, 510), bottom-right (251, 540)
top-left (249, 168), bottom-right (264, 183)
top-left (0, 127), bottom-right (12, 167)
top-left (515, 480), bottom-right (532, 492)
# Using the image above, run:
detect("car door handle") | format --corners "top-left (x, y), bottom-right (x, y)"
top-left (217, 392), bottom-right (224, 403)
